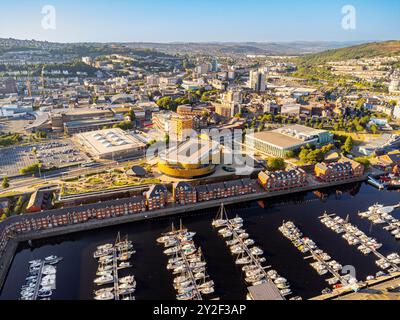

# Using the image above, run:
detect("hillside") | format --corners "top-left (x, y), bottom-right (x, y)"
top-left (297, 41), bottom-right (400, 66)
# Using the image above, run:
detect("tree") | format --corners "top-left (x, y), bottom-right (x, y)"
top-left (1, 176), bottom-right (9, 189)
top-left (354, 157), bottom-right (371, 169)
top-left (355, 98), bottom-right (366, 109)
top-left (342, 136), bottom-right (354, 154)
top-left (156, 96), bottom-right (177, 111)
top-left (267, 158), bottom-right (285, 171)
top-left (19, 162), bottom-right (42, 175)
top-left (175, 96), bottom-right (190, 105)
top-left (127, 109), bottom-right (136, 122)
top-left (286, 150), bottom-right (296, 159)
top-left (370, 124), bottom-right (378, 134)
top-left (164, 134), bottom-right (170, 145)
top-left (113, 120), bottom-right (133, 130)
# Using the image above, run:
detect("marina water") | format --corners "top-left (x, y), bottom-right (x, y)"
top-left (1, 182), bottom-right (399, 300)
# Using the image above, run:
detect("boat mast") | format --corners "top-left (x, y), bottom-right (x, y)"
top-left (115, 232), bottom-right (121, 246)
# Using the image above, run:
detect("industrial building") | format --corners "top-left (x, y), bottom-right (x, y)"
top-left (75, 128), bottom-right (146, 160)
top-left (246, 125), bottom-right (334, 158)
top-left (51, 108), bottom-right (118, 133)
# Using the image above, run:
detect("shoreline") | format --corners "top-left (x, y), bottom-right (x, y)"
top-left (0, 175), bottom-right (369, 292)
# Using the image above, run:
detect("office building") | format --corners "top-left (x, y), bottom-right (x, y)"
top-left (246, 125), bottom-right (334, 158)
top-left (249, 69), bottom-right (266, 92)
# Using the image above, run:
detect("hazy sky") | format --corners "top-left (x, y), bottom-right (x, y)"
top-left (0, 0), bottom-right (399, 43)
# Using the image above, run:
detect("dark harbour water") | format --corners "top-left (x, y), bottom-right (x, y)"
top-left (1, 182), bottom-right (399, 300)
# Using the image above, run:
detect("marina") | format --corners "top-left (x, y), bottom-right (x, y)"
top-left (319, 213), bottom-right (400, 274)
top-left (1, 182), bottom-right (399, 300)
top-left (158, 222), bottom-right (215, 300)
top-left (212, 204), bottom-right (295, 300)
top-left (93, 233), bottom-right (136, 300)
top-left (20, 256), bottom-right (62, 300)
top-left (279, 221), bottom-right (357, 295)
top-left (358, 204), bottom-right (400, 241)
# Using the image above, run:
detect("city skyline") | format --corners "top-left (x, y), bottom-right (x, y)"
top-left (0, 0), bottom-right (399, 43)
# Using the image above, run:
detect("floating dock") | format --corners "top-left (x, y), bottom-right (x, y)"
top-left (213, 204), bottom-right (292, 300)
top-left (320, 213), bottom-right (400, 273)
top-left (279, 221), bottom-right (355, 291)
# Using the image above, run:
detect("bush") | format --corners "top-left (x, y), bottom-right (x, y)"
top-left (1, 177), bottom-right (9, 189)
top-left (267, 158), bottom-right (286, 171)
top-left (354, 157), bottom-right (371, 169)
top-left (19, 163), bottom-right (41, 175)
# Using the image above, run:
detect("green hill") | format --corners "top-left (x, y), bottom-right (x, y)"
top-left (297, 41), bottom-right (400, 66)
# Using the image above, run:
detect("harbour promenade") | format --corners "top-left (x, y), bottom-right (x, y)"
top-left (0, 175), bottom-right (367, 291)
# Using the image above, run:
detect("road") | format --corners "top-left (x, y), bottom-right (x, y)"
top-left (0, 156), bottom-right (147, 195)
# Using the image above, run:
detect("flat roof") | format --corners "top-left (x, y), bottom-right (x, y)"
top-left (273, 124), bottom-right (326, 136)
top-left (63, 109), bottom-right (113, 116)
top-left (65, 118), bottom-right (120, 127)
top-left (248, 283), bottom-right (284, 300)
top-left (251, 131), bottom-right (306, 149)
top-left (76, 128), bottom-right (146, 155)
top-left (162, 138), bottom-right (220, 165)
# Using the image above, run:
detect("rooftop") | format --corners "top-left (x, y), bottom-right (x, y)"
top-left (76, 128), bottom-right (146, 155)
top-left (252, 131), bottom-right (306, 149)
top-left (248, 283), bottom-right (284, 301)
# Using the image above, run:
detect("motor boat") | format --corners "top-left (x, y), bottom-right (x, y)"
top-left (164, 247), bottom-right (180, 255)
top-left (226, 239), bottom-right (239, 246)
top-left (174, 275), bottom-right (191, 284)
top-left (244, 239), bottom-right (255, 246)
top-left (236, 256), bottom-right (252, 265)
top-left (38, 290), bottom-right (52, 298)
top-left (212, 219), bottom-right (228, 228)
top-left (94, 274), bottom-right (114, 285)
top-left (45, 256), bottom-right (63, 264)
top-left (280, 288), bottom-right (292, 296)
top-left (200, 286), bottom-right (215, 295)
top-left (97, 244), bottom-right (113, 251)
top-left (42, 265), bottom-right (56, 275)
top-left (157, 236), bottom-right (175, 244)
top-left (238, 233), bottom-right (249, 240)
top-left (119, 276), bottom-right (136, 286)
top-left (177, 292), bottom-right (194, 300)
top-left (250, 247), bottom-right (263, 256)
top-left (95, 291), bottom-right (114, 300)
top-left (230, 246), bottom-right (245, 255)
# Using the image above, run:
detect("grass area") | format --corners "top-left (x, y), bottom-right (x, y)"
top-left (61, 169), bottom-right (160, 196)
top-left (331, 131), bottom-right (380, 144)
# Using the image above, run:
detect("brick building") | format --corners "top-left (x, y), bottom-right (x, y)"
top-left (258, 168), bottom-right (308, 192)
top-left (173, 182), bottom-right (197, 205)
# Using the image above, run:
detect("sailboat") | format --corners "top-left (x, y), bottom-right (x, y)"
top-left (212, 204), bottom-right (229, 228)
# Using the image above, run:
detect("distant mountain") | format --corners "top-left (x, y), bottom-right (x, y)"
top-left (2, 38), bottom-right (398, 58)
top-left (297, 40), bottom-right (400, 65)
top-left (123, 41), bottom-right (365, 56)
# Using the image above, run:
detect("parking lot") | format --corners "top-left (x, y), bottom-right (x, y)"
top-left (0, 140), bottom-right (91, 177)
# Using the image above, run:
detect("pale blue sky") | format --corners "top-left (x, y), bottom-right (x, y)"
top-left (0, 0), bottom-right (399, 43)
